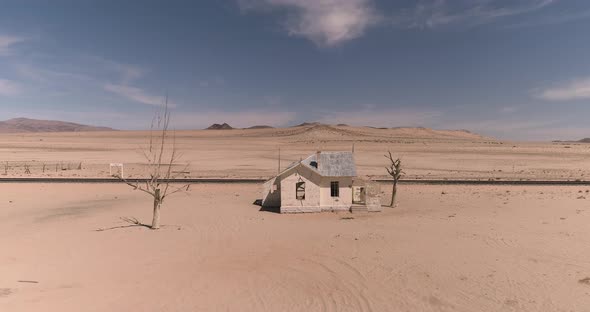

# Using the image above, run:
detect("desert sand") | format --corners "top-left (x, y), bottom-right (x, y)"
top-left (1, 183), bottom-right (589, 311)
top-left (1, 125), bottom-right (590, 311)
top-left (0, 124), bottom-right (589, 181)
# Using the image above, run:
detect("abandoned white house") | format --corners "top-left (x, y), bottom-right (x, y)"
top-left (262, 151), bottom-right (380, 213)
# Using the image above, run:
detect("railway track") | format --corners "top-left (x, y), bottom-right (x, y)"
top-left (0, 177), bottom-right (589, 185)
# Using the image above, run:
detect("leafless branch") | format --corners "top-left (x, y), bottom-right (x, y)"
top-left (113, 94), bottom-right (190, 230)
top-left (385, 151), bottom-right (404, 207)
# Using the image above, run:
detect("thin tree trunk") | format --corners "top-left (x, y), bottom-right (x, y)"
top-left (152, 189), bottom-right (162, 230)
top-left (390, 181), bottom-right (397, 207)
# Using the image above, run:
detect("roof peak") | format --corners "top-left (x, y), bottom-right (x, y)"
top-left (302, 151), bottom-right (356, 177)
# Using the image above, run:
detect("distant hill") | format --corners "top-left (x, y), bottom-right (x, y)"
top-left (0, 118), bottom-right (115, 133)
top-left (246, 125), bottom-right (274, 129)
top-left (267, 123), bottom-right (491, 141)
top-left (206, 123), bottom-right (233, 130)
top-left (292, 122), bottom-right (321, 127)
top-left (553, 138), bottom-right (590, 143)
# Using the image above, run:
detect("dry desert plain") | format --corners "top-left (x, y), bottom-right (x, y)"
top-left (0, 124), bottom-right (589, 180)
top-left (1, 124), bottom-right (590, 311)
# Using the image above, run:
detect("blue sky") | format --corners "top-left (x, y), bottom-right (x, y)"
top-left (1, 0), bottom-right (590, 140)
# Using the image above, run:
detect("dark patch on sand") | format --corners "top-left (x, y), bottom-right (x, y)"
top-left (0, 288), bottom-right (13, 298)
top-left (35, 198), bottom-right (121, 223)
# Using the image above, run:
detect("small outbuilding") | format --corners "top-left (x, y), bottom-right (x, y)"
top-left (262, 151), bottom-right (380, 213)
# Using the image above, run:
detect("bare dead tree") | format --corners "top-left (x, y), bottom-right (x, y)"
top-left (385, 151), bottom-right (403, 207)
top-left (117, 96), bottom-right (189, 230)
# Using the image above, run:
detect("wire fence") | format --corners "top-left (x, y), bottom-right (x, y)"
top-left (1, 161), bottom-right (83, 175)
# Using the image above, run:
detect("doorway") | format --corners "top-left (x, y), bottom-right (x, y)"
top-left (352, 186), bottom-right (366, 204)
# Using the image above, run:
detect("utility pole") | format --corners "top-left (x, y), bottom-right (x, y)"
top-left (278, 147), bottom-right (281, 174)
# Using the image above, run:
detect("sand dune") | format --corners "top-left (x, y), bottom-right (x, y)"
top-left (248, 124), bottom-right (490, 141)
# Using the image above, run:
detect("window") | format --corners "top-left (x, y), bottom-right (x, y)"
top-left (310, 161), bottom-right (318, 168)
top-left (330, 181), bottom-right (339, 197)
top-left (296, 182), bottom-right (305, 200)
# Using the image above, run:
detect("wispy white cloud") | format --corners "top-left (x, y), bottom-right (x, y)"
top-left (398, 0), bottom-right (557, 29)
top-left (239, 0), bottom-right (381, 47)
top-left (89, 56), bottom-right (146, 83)
top-left (0, 79), bottom-right (22, 96)
top-left (238, 0), bottom-right (567, 46)
top-left (14, 63), bottom-right (49, 83)
top-left (12, 56), bottom-right (153, 103)
top-left (104, 83), bottom-right (174, 107)
top-left (504, 8), bottom-right (590, 28)
top-left (0, 35), bottom-right (24, 55)
top-left (109, 63), bottom-right (145, 84)
top-left (536, 77), bottom-right (590, 101)
top-left (14, 63), bottom-right (94, 84)
top-left (15, 54), bottom-right (146, 83)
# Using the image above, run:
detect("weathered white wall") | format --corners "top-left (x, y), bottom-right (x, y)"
top-left (261, 177), bottom-right (281, 208)
top-left (280, 165), bottom-right (322, 213)
top-left (319, 176), bottom-right (353, 211)
top-left (263, 163), bottom-right (357, 213)
top-left (365, 181), bottom-right (382, 212)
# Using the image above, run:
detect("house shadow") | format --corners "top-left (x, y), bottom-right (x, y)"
top-left (253, 199), bottom-right (280, 214)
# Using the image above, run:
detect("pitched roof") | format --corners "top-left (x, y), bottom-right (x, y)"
top-left (301, 152), bottom-right (356, 177)
top-left (266, 151), bottom-right (357, 182)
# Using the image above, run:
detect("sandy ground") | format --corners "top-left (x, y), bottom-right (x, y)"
top-left (0, 126), bottom-right (589, 180)
top-left (1, 183), bottom-right (590, 311)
